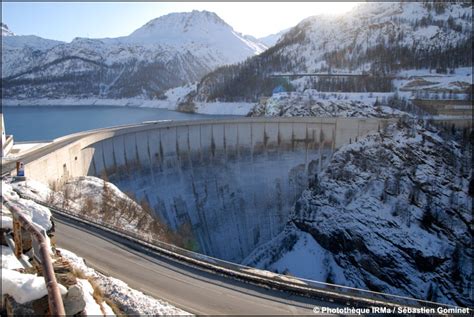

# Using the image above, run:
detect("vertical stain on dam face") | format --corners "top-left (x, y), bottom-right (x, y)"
top-left (210, 137), bottom-right (216, 158)
top-left (158, 140), bottom-right (164, 166)
top-left (78, 120), bottom-right (382, 263)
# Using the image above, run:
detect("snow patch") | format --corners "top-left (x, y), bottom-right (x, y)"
top-left (76, 279), bottom-right (113, 316)
top-left (58, 248), bottom-right (192, 316)
top-left (1, 268), bottom-right (67, 304)
top-left (1, 246), bottom-right (24, 270)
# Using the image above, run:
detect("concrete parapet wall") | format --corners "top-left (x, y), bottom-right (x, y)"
top-left (2, 135), bottom-right (14, 158)
top-left (24, 117), bottom-right (389, 187)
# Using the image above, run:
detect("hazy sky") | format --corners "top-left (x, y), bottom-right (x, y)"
top-left (2, 2), bottom-right (362, 42)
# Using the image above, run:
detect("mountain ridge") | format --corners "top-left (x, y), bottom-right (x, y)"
top-left (1, 10), bottom-right (267, 99)
top-left (1, 23), bottom-right (15, 36)
top-left (191, 1), bottom-right (472, 102)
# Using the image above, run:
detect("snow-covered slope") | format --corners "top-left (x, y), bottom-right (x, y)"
top-left (1, 11), bottom-right (267, 100)
top-left (258, 28), bottom-right (289, 47)
top-left (1, 179), bottom-right (190, 315)
top-left (2, 33), bottom-right (63, 50)
top-left (276, 2), bottom-right (471, 74)
top-left (2, 23), bottom-right (64, 77)
top-left (126, 10), bottom-right (265, 65)
top-left (248, 91), bottom-right (407, 118)
top-left (13, 177), bottom-right (168, 243)
top-left (1, 23), bottom-right (15, 36)
top-left (244, 122), bottom-right (473, 306)
top-left (2, 35), bottom-right (62, 50)
top-left (193, 1), bottom-right (472, 102)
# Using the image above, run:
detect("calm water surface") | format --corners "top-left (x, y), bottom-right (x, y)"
top-left (3, 106), bottom-right (235, 141)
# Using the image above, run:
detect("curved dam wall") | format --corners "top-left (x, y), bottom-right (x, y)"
top-left (23, 118), bottom-right (390, 262)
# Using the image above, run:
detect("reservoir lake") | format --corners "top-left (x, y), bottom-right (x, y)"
top-left (2, 106), bottom-right (236, 142)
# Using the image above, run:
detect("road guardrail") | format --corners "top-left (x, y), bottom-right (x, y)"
top-left (16, 191), bottom-right (468, 312)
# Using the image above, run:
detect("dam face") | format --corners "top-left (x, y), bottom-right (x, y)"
top-left (94, 121), bottom-right (336, 262)
top-left (105, 124), bottom-right (334, 262)
top-left (23, 118), bottom-right (387, 262)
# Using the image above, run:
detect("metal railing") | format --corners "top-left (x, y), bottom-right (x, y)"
top-left (2, 196), bottom-right (66, 316)
top-left (18, 192), bottom-right (469, 311)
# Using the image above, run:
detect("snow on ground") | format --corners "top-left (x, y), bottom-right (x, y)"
top-left (264, 231), bottom-right (347, 284)
top-left (76, 279), bottom-right (114, 316)
top-left (249, 91), bottom-right (407, 118)
top-left (12, 176), bottom-right (165, 242)
top-left (12, 198), bottom-right (52, 232)
top-left (11, 179), bottom-right (54, 203)
top-left (0, 181), bottom-right (64, 307)
top-left (1, 268), bottom-right (67, 304)
top-left (1, 212), bottom-right (13, 230)
top-left (163, 84), bottom-right (197, 108)
top-left (243, 229), bottom-right (348, 285)
top-left (241, 267), bottom-right (307, 286)
top-left (394, 67), bottom-right (472, 94)
top-left (397, 67), bottom-right (472, 78)
top-left (2, 181), bottom-right (53, 232)
top-left (59, 248), bottom-right (192, 316)
top-left (2, 181), bottom-right (20, 200)
top-left (1, 246), bottom-right (24, 270)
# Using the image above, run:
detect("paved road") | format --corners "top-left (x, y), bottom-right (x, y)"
top-left (54, 215), bottom-right (329, 315)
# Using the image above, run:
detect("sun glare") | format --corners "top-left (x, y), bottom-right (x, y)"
top-left (308, 2), bottom-right (362, 16)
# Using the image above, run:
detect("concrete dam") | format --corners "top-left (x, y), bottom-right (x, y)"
top-left (23, 118), bottom-right (390, 262)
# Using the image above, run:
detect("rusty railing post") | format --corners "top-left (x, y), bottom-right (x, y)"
top-left (12, 216), bottom-right (23, 258)
top-left (2, 197), bottom-right (66, 316)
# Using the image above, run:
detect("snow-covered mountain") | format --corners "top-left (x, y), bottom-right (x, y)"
top-left (193, 1), bottom-right (472, 102)
top-left (125, 10), bottom-right (266, 63)
top-left (1, 23), bottom-right (63, 50)
top-left (258, 28), bottom-right (289, 47)
top-left (1, 23), bottom-right (15, 36)
top-left (1, 11), bottom-right (267, 99)
top-left (244, 122), bottom-right (473, 307)
top-left (2, 34), bottom-right (62, 50)
top-left (2, 23), bottom-right (65, 78)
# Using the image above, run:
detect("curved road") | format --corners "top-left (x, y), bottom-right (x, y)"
top-left (54, 215), bottom-right (331, 315)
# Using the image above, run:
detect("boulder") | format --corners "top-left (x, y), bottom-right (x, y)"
top-left (62, 285), bottom-right (86, 316)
